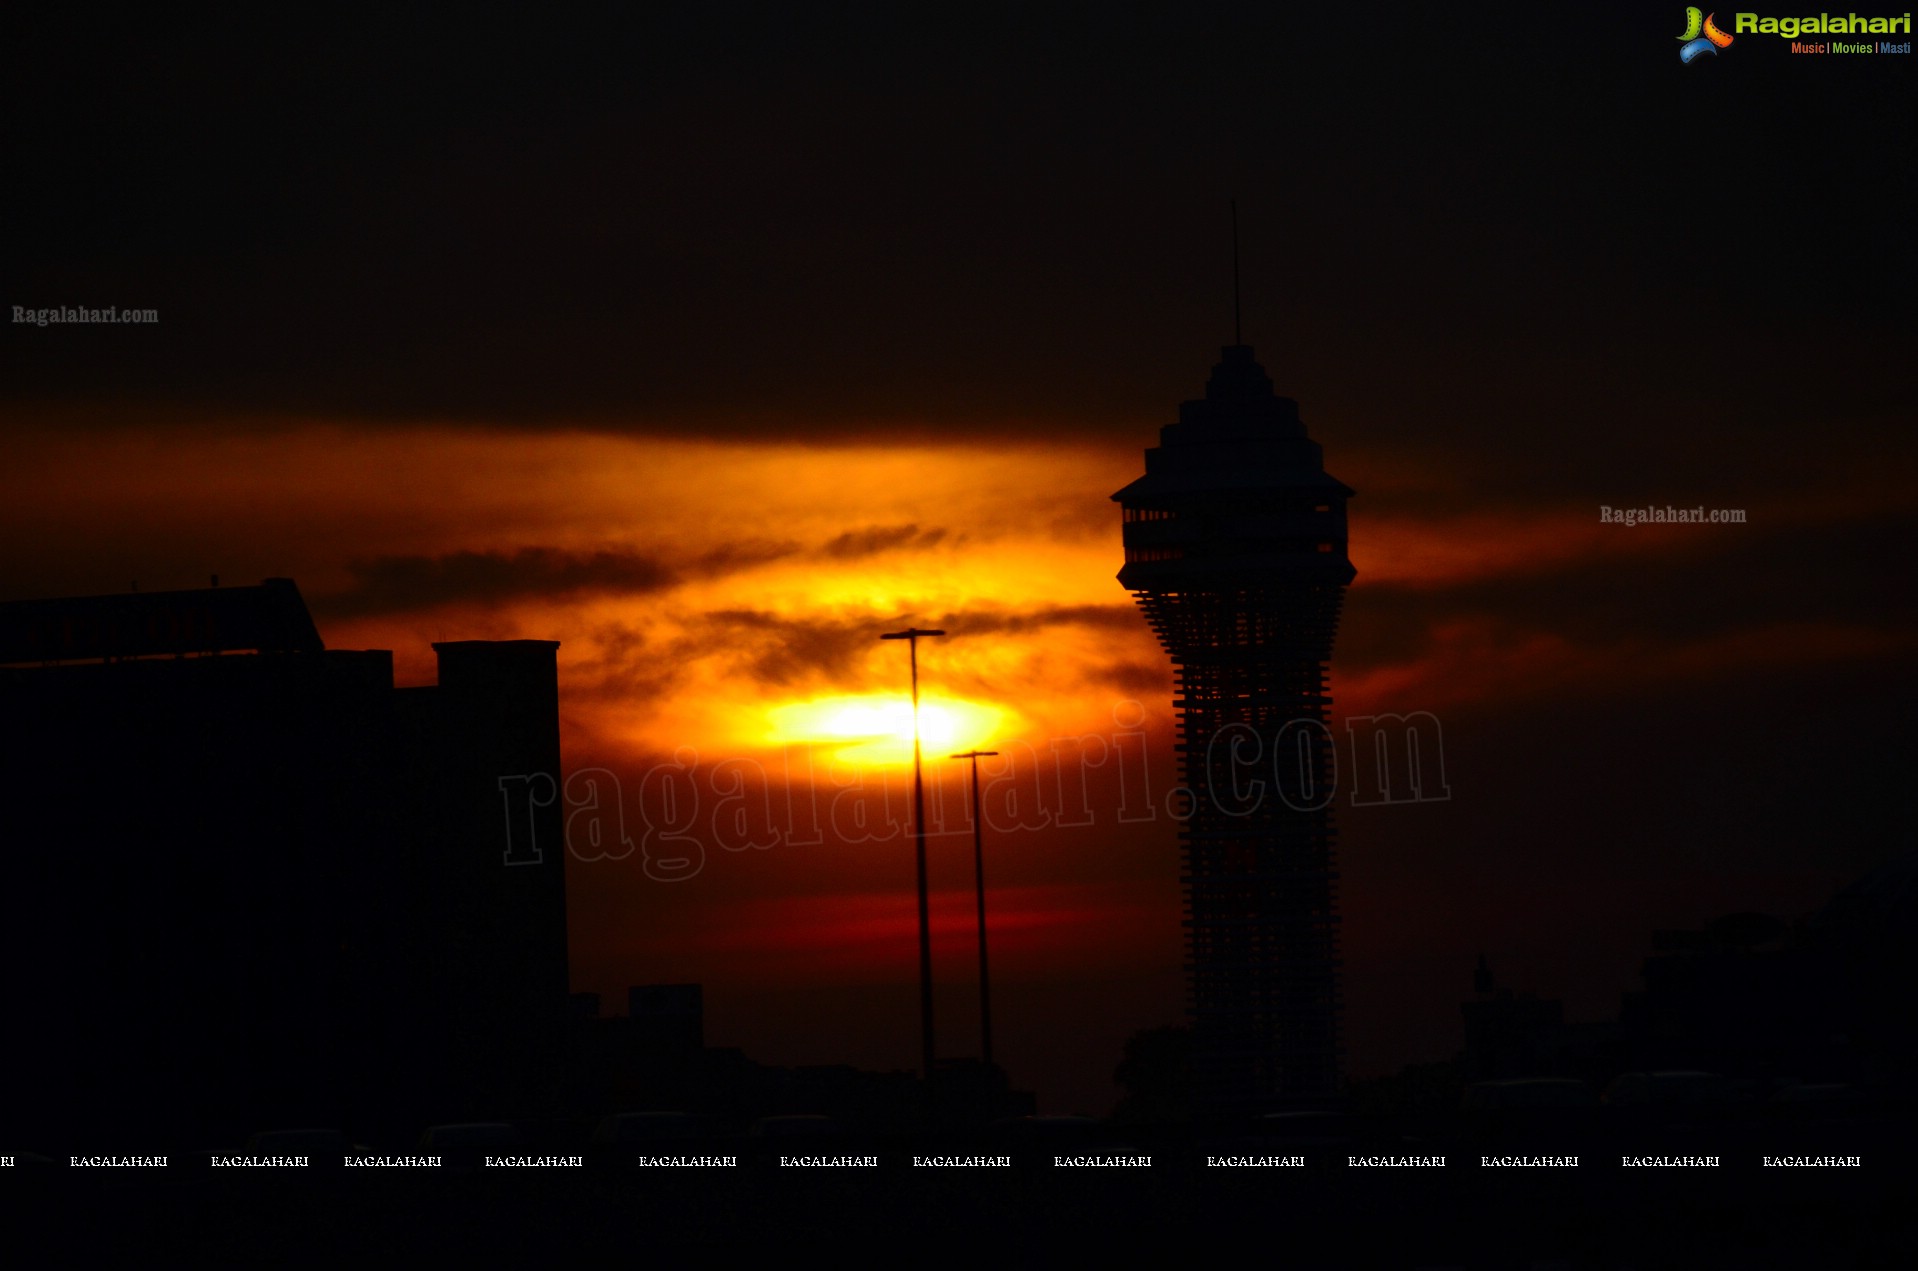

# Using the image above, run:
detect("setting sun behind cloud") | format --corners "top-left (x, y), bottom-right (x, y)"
top-left (765, 694), bottom-right (1016, 765)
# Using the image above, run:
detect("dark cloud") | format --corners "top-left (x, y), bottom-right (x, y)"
top-left (937, 604), bottom-right (1142, 638)
top-left (322, 546), bottom-right (695, 618)
top-left (663, 603), bottom-right (1152, 690)
top-left (1083, 658), bottom-right (1174, 697)
top-left (566, 620), bottom-right (679, 709)
top-left (321, 526), bottom-right (968, 618)
top-left (820, 524), bottom-right (949, 558)
top-left (700, 610), bottom-right (877, 688)
top-left (1339, 511), bottom-right (1918, 675)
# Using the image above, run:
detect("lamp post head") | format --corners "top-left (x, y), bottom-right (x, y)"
top-left (880, 628), bottom-right (947, 641)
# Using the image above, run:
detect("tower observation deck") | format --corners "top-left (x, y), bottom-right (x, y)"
top-left (1113, 343), bottom-right (1354, 1114)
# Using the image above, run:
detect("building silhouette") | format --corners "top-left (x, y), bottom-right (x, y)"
top-left (1114, 343), bottom-right (1354, 1115)
top-left (0, 579), bottom-right (570, 1144)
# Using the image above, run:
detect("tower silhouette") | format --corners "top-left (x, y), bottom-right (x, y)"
top-left (1113, 343), bottom-right (1355, 1114)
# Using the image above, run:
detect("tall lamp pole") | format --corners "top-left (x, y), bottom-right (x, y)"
top-left (880, 627), bottom-right (945, 1086)
top-left (950, 748), bottom-right (999, 1068)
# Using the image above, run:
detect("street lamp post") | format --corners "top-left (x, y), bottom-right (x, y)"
top-left (880, 627), bottom-right (945, 1087)
top-left (950, 748), bottom-right (999, 1069)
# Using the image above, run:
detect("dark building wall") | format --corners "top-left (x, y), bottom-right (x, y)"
top-left (0, 587), bottom-right (570, 1145)
top-left (1618, 945), bottom-right (1846, 1081)
top-left (395, 640), bottom-right (570, 1122)
top-left (1, 647), bottom-right (402, 1143)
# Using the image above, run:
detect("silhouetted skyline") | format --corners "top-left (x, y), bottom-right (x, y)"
top-left (3, 4), bottom-right (1912, 1121)
top-left (0, 581), bottom-right (571, 1144)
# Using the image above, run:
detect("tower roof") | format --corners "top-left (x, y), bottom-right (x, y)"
top-left (1112, 345), bottom-right (1354, 504)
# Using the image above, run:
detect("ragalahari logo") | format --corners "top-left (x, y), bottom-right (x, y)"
top-left (1678, 8), bottom-right (1736, 60)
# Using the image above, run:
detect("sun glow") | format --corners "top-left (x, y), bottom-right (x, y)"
top-left (765, 694), bottom-right (1014, 765)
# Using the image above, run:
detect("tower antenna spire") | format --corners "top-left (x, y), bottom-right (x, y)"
top-left (1231, 197), bottom-right (1242, 346)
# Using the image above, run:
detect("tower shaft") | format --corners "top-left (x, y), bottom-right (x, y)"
top-left (1114, 344), bottom-right (1354, 1115)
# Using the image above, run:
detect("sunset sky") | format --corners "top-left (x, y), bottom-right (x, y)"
top-left (5, 4), bottom-right (1912, 1112)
